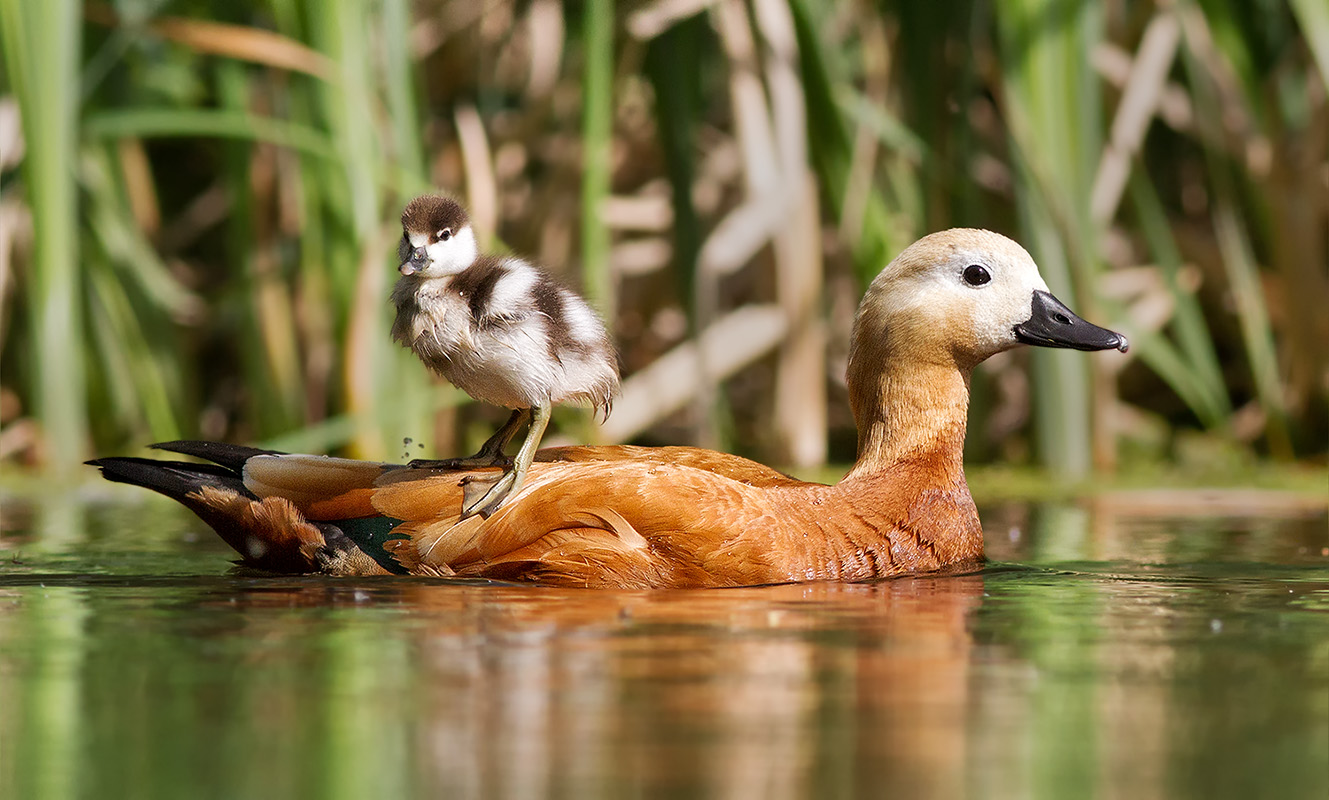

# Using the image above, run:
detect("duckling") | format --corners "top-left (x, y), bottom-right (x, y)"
top-left (390, 195), bottom-right (619, 518)
top-left (90, 229), bottom-right (1127, 587)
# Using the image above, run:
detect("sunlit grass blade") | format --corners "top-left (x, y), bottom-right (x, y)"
top-left (1128, 172), bottom-right (1229, 426)
top-left (212, 61), bottom-right (301, 434)
top-left (81, 144), bottom-right (196, 442)
top-left (1178, 13), bottom-right (1295, 457)
top-left (1, 0), bottom-right (87, 473)
top-left (311, 0), bottom-right (434, 459)
top-left (84, 107), bottom-right (338, 159)
top-left (381, 0), bottom-right (424, 182)
top-left (644, 12), bottom-right (707, 305)
top-left (580, 0), bottom-right (614, 317)
top-left (996, 0), bottom-right (1106, 476)
top-left (835, 90), bottom-right (927, 164)
top-left (787, 0), bottom-right (899, 284)
top-left (1211, 202), bottom-right (1292, 457)
top-left (1290, 0), bottom-right (1329, 87)
top-left (80, 147), bottom-right (201, 320)
top-left (86, 264), bottom-right (182, 442)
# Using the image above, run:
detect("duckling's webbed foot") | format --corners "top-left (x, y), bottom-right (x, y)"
top-left (460, 471), bottom-right (517, 519)
top-left (457, 403), bottom-right (551, 520)
top-left (407, 408), bottom-right (529, 470)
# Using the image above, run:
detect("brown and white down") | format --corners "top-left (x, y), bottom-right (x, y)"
top-left (391, 195), bottom-right (619, 518)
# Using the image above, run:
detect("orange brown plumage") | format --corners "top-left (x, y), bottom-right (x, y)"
top-left (88, 229), bottom-right (1126, 588)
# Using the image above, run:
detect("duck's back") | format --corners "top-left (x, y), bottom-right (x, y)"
top-left (391, 256), bottom-right (618, 412)
top-left (375, 451), bottom-right (981, 588)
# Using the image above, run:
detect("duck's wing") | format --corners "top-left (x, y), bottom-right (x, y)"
top-left (374, 458), bottom-right (800, 587)
top-left (90, 442), bottom-right (815, 585)
top-left (536, 444), bottom-right (801, 487)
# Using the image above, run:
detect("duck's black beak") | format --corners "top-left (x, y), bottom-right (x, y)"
top-left (1015, 290), bottom-right (1129, 353)
top-left (399, 246), bottom-right (428, 276)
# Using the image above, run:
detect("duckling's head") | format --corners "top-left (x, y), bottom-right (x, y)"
top-left (851, 228), bottom-right (1127, 372)
top-left (399, 195), bottom-right (479, 277)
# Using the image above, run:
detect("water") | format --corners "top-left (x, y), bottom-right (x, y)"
top-left (1, 488), bottom-right (1326, 799)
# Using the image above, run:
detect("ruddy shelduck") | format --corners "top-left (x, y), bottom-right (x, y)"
top-left (90, 229), bottom-right (1127, 588)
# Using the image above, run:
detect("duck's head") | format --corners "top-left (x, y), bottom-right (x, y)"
top-left (850, 228), bottom-right (1128, 373)
top-left (398, 195), bottom-right (479, 277)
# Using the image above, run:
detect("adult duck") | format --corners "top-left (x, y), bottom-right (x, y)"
top-left (89, 229), bottom-right (1127, 587)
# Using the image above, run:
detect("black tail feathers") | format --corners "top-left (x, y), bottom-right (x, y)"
top-left (149, 440), bottom-right (281, 472)
top-left (86, 455), bottom-right (255, 504)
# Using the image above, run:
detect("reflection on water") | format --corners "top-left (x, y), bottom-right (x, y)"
top-left (0, 490), bottom-right (1325, 799)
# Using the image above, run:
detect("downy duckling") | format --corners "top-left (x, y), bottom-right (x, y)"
top-left (390, 195), bottom-right (619, 518)
top-left (91, 229), bottom-right (1128, 586)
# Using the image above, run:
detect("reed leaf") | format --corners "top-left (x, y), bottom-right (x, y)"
top-left (644, 12), bottom-right (708, 305)
top-left (0, 0), bottom-right (1322, 475)
top-left (787, 0), bottom-right (899, 284)
top-left (996, 0), bottom-right (1106, 477)
top-left (84, 107), bottom-right (338, 159)
top-left (1, 0), bottom-right (87, 473)
top-left (580, 0), bottom-right (614, 317)
top-left (1178, 10), bottom-right (1294, 457)
top-left (382, 0), bottom-right (424, 181)
top-left (312, 0), bottom-right (428, 459)
top-left (81, 144), bottom-right (194, 442)
top-left (1128, 172), bottom-right (1230, 427)
top-left (1290, 0), bottom-right (1329, 87)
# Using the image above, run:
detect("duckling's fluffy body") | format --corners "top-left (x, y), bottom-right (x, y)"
top-left (391, 257), bottom-right (616, 416)
top-left (90, 228), bottom-right (1127, 588)
top-left (391, 195), bottom-right (616, 416)
top-left (391, 195), bottom-right (618, 518)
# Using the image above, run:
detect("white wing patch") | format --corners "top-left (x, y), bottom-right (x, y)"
top-left (483, 262), bottom-right (539, 318)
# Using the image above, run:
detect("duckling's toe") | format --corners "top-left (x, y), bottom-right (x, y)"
top-left (408, 453), bottom-right (514, 471)
top-left (460, 470), bottom-right (516, 519)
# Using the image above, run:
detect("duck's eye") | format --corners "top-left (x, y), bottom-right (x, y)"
top-left (436, 228), bottom-right (452, 243)
top-left (963, 264), bottom-right (991, 286)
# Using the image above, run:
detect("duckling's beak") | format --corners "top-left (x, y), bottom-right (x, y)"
top-left (400, 246), bottom-right (428, 276)
top-left (1015, 290), bottom-right (1129, 353)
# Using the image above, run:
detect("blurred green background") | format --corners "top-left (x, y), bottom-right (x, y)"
top-left (1, 0), bottom-right (1325, 479)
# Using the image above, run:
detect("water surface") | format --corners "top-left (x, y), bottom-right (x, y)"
top-left (1, 487), bottom-right (1325, 799)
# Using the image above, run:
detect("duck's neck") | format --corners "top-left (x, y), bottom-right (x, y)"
top-left (845, 358), bottom-right (971, 480)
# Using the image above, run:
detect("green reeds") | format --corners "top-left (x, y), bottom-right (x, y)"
top-left (580, 0), bottom-right (614, 318)
top-left (788, 0), bottom-right (902, 283)
top-left (1177, 1), bottom-right (1297, 458)
top-left (996, 0), bottom-right (1106, 477)
top-left (81, 145), bottom-right (193, 445)
top-left (0, 0), bottom-right (1323, 476)
top-left (1, 0), bottom-right (86, 474)
top-left (1292, 0), bottom-right (1329, 85)
top-left (1127, 173), bottom-right (1230, 428)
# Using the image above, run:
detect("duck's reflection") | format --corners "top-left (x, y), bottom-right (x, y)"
top-left (0, 559), bottom-right (983, 796)
top-left (363, 575), bottom-right (987, 797)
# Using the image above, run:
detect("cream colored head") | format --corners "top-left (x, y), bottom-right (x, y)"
top-left (844, 229), bottom-right (1126, 471)
top-left (850, 229), bottom-right (1052, 370)
top-left (848, 228), bottom-right (1126, 376)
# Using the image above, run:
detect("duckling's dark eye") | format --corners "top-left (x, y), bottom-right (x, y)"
top-left (963, 264), bottom-right (991, 286)
top-left (436, 228), bottom-right (452, 243)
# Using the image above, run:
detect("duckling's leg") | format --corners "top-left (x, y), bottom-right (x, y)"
top-left (408, 408), bottom-right (529, 470)
top-left (460, 403), bottom-right (551, 519)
